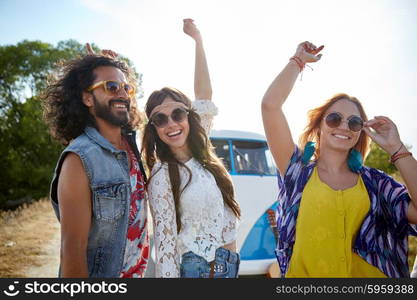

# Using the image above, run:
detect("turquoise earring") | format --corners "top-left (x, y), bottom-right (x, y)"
top-left (348, 148), bottom-right (363, 173)
top-left (301, 141), bottom-right (316, 165)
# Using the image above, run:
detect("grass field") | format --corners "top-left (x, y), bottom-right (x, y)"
top-left (1, 198), bottom-right (416, 277)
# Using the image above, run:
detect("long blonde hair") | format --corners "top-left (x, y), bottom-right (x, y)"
top-left (298, 93), bottom-right (371, 160)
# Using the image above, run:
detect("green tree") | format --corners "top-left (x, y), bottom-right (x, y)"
top-left (0, 40), bottom-right (142, 207)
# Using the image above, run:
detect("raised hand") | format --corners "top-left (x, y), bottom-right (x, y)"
top-left (183, 18), bottom-right (202, 42)
top-left (363, 116), bottom-right (403, 155)
top-left (294, 41), bottom-right (324, 64)
top-left (85, 43), bottom-right (118, 59)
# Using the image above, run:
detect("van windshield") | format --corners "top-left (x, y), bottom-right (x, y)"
top-left (232, 140), bottom-right (277, 176)
top-left (211, 139), bottom-right (232, 172)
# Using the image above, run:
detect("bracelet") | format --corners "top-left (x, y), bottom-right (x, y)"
top-left (390, 151), bottom-right (412, 164)
top-left (290, 56), bottom-right (305, 72)
top-left (391, 143), bottom-right (404, 156)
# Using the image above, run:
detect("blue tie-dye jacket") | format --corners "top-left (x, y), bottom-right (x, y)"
top-left (275, 146), bottom-right (417, 278)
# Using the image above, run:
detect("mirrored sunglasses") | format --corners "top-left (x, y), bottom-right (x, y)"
top-left (87, 80), bottom-right (135, 96)
top-left (151, 107), bottom-right (189, 128)
top-left (325, 112), bottom-right (364, 132)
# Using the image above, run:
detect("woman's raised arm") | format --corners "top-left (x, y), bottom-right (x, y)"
top-left (261, 41), bottom-right (323, 175)
top-left (183, 18), bottom-right (212, 100)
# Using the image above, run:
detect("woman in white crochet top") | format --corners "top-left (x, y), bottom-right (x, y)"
top-left (141, 19), bottom-right (241, 278)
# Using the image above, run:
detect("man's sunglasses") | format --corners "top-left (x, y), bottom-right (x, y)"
top-left (87, 80), bottom-right (135, 96)
top-left (151, 107), bottom-right (189, 128)
top-left (324, 112), bottom-right (364, 132)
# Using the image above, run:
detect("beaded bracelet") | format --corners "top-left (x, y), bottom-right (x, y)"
top-left (390, 151), bottom-right (412, 164)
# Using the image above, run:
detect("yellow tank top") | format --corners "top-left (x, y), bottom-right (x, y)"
top-left (286, 167), bottom-right (386, 277)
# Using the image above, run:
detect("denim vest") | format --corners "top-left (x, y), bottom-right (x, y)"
top-left (50, 126), bottom-right (146, 277)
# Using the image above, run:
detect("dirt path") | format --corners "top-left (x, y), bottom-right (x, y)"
top-left (0, 199), bottom-right (60, 278)
top-left (24, 223), bottom-right (60, 277)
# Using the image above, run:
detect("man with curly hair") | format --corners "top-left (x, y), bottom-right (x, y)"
top-left (43, 50), bottom-right (149, 278)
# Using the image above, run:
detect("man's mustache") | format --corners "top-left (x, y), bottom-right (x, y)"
top-left (109, 99), bottom-right (130, 110)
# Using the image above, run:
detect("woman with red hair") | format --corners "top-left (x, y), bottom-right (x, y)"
top-left (261, 41), bottom-right (417, 277)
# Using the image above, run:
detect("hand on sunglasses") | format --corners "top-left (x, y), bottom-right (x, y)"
top-left (295, 41), bottom-right (324, 63)
top-left (363, 116), bottom-right (403, 155)
top-left (86, 43), bottom-right (119, 59)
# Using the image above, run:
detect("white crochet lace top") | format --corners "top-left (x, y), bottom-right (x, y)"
top-left (148, 99), bottom-right (238, 278)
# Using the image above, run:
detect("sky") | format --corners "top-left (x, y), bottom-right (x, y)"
top-left (1, 0), bottom-right (417, 152)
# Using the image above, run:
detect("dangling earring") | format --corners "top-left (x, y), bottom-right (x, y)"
top-left (348, 148), bottom-right (363, 173)
top-left (302, 141), bottom-right (316, 165)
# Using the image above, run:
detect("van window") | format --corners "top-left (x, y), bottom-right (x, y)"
top-left (232, 140), bottom-right (276, 175)
top-left (265, 149), bottom-right (278, 175)
top-left (211, 139), bottom-right (231, 172)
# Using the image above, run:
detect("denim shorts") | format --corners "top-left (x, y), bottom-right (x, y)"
top-left (180, 247), bottom-right (240, 278)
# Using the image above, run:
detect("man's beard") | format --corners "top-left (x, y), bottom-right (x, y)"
top-left (92, 94), bottom-right (130, 127)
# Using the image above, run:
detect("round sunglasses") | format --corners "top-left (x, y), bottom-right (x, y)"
top-left (324, 112), bottom-right (364, 132)
top-left (151, 107), bottom-right (189, 128)
top-left (87, 80), bottom-right (135, 97)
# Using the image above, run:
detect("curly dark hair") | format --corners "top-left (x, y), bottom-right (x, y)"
top-left (42, 55), bottom-right (141, 145)
top-left (142, 87), bottom-right (241, 233)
